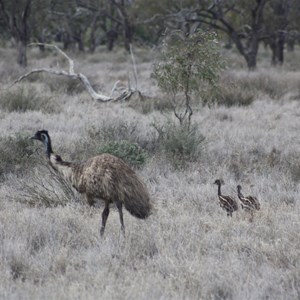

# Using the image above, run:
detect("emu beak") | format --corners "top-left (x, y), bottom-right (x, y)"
top-left (30, 134), bottom-right (38, 140)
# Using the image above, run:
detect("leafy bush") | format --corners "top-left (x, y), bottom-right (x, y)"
top-left (153, 30), bottom-right (223, 126)
top-left (72, 122), bottom-right (149, 167)
top-left (154, 122), bottom-right (205, 168)
top-left (0, 85), bottom-right (55, 113)
top-left (97, 140), bottom-right (148, 167)
top-left (0, 134), bottom-right (36, 180)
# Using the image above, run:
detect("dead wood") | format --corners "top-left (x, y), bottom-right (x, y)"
top-left (10, 43), bottom-right (140, 102)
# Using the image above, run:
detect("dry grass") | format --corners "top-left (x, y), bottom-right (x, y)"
top-left (0, 46), bottom-right (300, 299)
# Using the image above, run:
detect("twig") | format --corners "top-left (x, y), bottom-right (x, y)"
top-left (129, 44), bottom-right (138, 91)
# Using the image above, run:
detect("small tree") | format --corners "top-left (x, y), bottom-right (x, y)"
top-left (153, 30), bottom-right (223, 128)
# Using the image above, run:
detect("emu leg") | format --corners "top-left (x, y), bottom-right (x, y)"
top-left (249, 210), bottom-right (254, 222)
top-left (100, 202), bottom-right (110, 236)
top-left (116, 201), bottom-right (125, 235)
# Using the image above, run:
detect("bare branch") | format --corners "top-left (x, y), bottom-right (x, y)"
top-left (10, 43), bottom-right (140, 102)
top-left (129, 44), bottom-right (138, 91)
top-left (9, 68), bottom-right (71, 87)
top-left (29, 43), bottom-right (75, 74)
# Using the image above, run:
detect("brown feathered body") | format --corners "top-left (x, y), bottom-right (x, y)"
top-left (214, 179), bottom-right (238, 217)
top-left (237, 185), bottom-right (260, 211)
top-left (51, 153), bottom-right (152, 219)
top-left (218, 195), bottom-right (239, 217)
top-left (32, 130), bottom-right (152, 236)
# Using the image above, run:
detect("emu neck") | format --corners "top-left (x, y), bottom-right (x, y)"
top-left (217, 184), bottom-right (222, 196)
top-left (43, 137), bottom-right (53, 158)
top-left (49, 154), bottom-right (74, 183)
top-left (237, 188), bottom-right (243, 199)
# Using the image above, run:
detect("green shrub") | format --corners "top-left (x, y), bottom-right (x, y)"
top-left (72, 122), bottom-right (149, 167)
top-left (154, 122), bottom-right (205, 168)
top-left (0, 134), bottom-right (36, 180)
top-left (0, 85), bottom-right (55, 113)
top-left (97, 140), bottom-right (148, 167)
top-left (153, 30), bottom-right (223, 126)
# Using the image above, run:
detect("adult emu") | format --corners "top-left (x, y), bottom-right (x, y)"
top-left (31, 130), bottom-right (152, 236)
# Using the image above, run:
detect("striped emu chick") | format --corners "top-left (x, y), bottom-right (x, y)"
top-left (213, 179), bottom-right (238, 217)
top-left (31, 130), bottom-right (152, 236)
top-left (237, 185), bottom-right (260, 221)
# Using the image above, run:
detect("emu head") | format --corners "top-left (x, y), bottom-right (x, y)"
top-left (31, 130), bottom-right (53, 157)
top-left (214, 179), bottom-right (224, 186)
top-left (237, 185), bottom-right (242, 192)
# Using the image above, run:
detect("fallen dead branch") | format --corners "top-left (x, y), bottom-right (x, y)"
top-left (10, 43), bottom-right (140, 102)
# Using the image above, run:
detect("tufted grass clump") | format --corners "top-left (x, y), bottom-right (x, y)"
top-left (154, 122), bottom-right (205, 168)
top-left (15, 165), bottom-right (80, 207)
top-left (91, 121), bottom-right (139, 143)
top-left (213, 76), bottom-right (256, 106)
top-left (0, 134), bottom-right (36, 180)
top-left (0, 85), bottom-right (55, 113)
top-left (46, 76), bottom-right (86, 95)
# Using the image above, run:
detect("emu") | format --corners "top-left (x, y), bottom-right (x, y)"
top-left (237, 185), bottom-right (260, 221)
top-left (213, 179), bottom-right (238, 217)
top-left (31, 130), bottom-right (152, 236)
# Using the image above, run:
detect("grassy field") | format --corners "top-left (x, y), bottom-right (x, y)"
top-left (0, 45), bottom-right (300, 299)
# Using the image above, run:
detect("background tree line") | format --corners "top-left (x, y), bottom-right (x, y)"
top-left (0, 0), bottom-right (300, 69)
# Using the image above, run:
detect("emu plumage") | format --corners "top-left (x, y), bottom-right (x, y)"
top-left (214, 179), bottom-right (238, 217)
top-left (31, 130), bottom-right (152, 236)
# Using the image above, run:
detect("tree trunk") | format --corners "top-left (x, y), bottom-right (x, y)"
top-left (269, 36), bottom-right (277, 65)
top-left (124, 21), bottom-right (133, 52)
top-left (89, 16), bottom-right (98, 53)
top-left (269, 33), bottom-right (285, 66)
top-left (276, 32), bottom-right (285, 65)
top-left (287, 38), bottom-right (295, 52)
top-left (17, 40), bottom-right (27, 67)
top-left (110, 0), bottom-right (134, 52)
top-left (245, 53), bottom-right (257, 70)
top-left (37, 34), bottom-right (46, 52)
top-left (106, 29), bottom-right (118, 51)
top-left (245, 35), bottom-right (259, 70)
top-left (62, 32), bottom-right (71, 50)
top-left (77, 36), bottom-right (85, 52)
top-left (204, 0), bottom-right (267, 70)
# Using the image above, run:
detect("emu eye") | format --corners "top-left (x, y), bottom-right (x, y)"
top-left (41, 133), bottom-right (47, 141)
